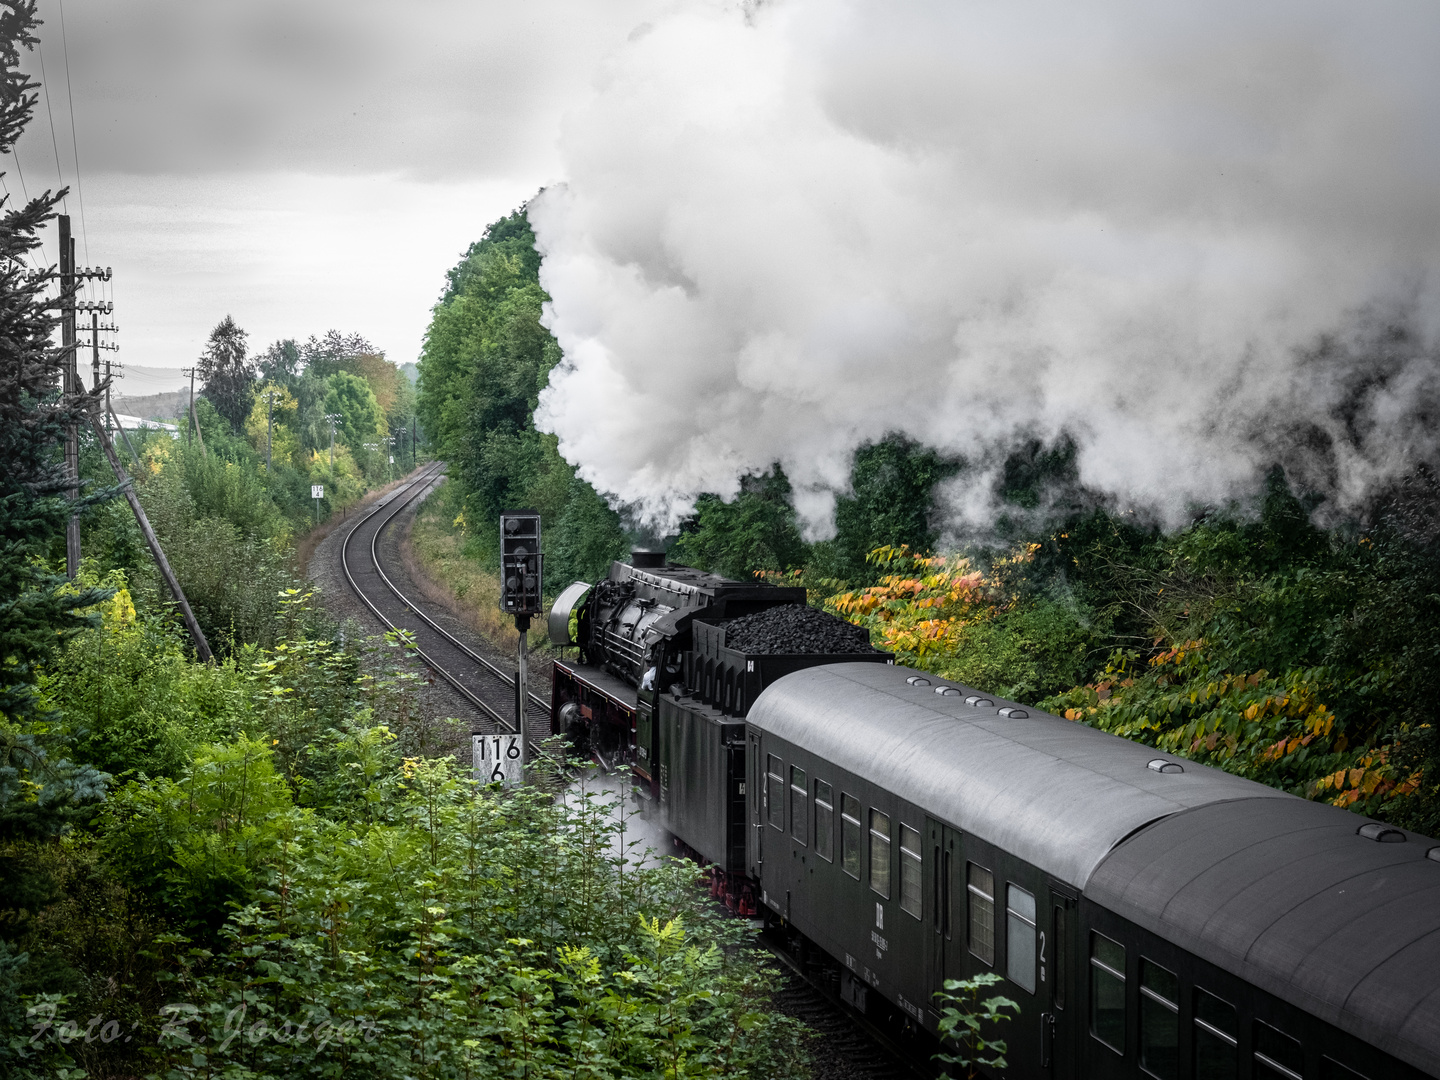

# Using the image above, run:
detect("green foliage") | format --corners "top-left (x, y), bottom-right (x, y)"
top-left (102, 736), bottom-right (298, 936)
top-left (123, 441), bottom-right (301, 654)
top-left (36, 568), bottom-right (241, 781)
top-left (548, 475), bottom-right (630, 587)
top-left (248, 330), bottom-right (412, 482)
top-left (196, 315), bottom-right (256, 434)
top-left (10, 541), bottom-right (809, 1079)
top-left (125, 761), bottom-right (806, 1080)
top-left (932, 972), bottom-right (1018, 1073)
top-left (417, 209), bottom-right (627, 589)
top-left (820, 435), bottom-right (961, 584)
top-left (933, 597), bottom-right (1099, 703)
top-left (324, 369), bottom-right (385, 449)
top-left (0, 0), bottom-right (114, 854)
top-left (672, 469), bottom-right (809, 580)
top-left (674, 438), bottom-right (961, 591)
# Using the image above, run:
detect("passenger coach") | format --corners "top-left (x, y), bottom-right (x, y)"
top-left (547, 558), bottom-right (1440, 1079)
top-left (737, 663), bottom-right (1440, 1080)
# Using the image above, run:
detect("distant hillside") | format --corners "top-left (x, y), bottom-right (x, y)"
top-left (110, 387), bottom-right (193, 421)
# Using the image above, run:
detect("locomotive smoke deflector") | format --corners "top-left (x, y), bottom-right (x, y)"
top-left (548, 580), bottom-right (592, 647)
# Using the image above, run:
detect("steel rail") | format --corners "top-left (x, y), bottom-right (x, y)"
top-left (359, 465), bottom-right (551, 717)
top-left (339, 463), bottom-right (523, 733)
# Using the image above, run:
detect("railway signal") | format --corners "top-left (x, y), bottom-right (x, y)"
top-left (498, 510), bottom-right (543, 774)
top-left (500, 510), bottom-right (543, 617)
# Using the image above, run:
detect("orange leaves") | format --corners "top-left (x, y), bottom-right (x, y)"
top-left (1147, 639), bottom-right (1206, 669)
top-left (821, 544), bottom-right (1023, 665)
top-left (1311, 744), bottom-right (1421, 809)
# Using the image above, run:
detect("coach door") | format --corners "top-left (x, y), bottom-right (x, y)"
top-left (1043, 884), bottom-right (1080, 1079)
top-left (747, 732), bottom-right (763, 878)
top-left (925, 818), bottom-right (961, 1025)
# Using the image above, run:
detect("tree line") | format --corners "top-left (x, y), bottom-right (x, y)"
top-left (424, 207), bottom-right (1440, 836)
top-left (192, 316), bottom-right (420, 516)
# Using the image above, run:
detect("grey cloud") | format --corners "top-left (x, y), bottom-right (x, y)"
top-left (21, 0), bottom-right (663, 178)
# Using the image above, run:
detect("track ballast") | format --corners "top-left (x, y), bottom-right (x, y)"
top-left (338, 462), bottom-right (550, 750)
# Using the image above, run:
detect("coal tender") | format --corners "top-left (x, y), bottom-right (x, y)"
top-left (546, 552), bottom-right (890, 900)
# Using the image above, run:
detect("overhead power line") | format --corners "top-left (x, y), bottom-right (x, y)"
top-left (35, 37), bottom-right (66, 211)
top-left (57, 0), bottom-right (86, 263)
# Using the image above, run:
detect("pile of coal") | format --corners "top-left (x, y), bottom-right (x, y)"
top-left (723, 605), bottom-right (877, 655)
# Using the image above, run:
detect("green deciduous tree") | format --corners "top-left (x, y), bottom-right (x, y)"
top-left (418, 208), bottom-right (627, 581)
top-left (819, 434), bottom-right (961, 583)
top-left (323, 369), bottom-right (384, 450)
top-left (256, 337), bottom-right (300, 387)
top-left (672, 468), bottom-right (809, 581)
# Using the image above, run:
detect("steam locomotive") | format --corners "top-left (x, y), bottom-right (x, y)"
top-left (546, 553), bottom-right (1440, 1080)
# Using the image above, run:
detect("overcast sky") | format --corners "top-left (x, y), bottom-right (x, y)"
top-left (13, 0), bottom-right (664, 394)
top-left (13, 0), bottom-right (1439, 533)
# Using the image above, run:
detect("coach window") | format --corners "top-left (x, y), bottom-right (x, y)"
top-left (766, 755), bottom-right (785, 830)
top-left (789, 766), bottom-right (808, 844)
top-left (966, 863), bottom-right (995, 965)
top-left (1005, 885), bottom-right (1037, 993)
top-left (899, 825), bottom-right (922, 919)
top-left (841, 794), bottom-right (862, 879)
top-left (869, 809), bottom-right (891, 898)
top-left (1193, 988), bottom-right (1237, 1080)
top-left (1089, 931), bottom-right (1125, 1054)
top-left (814, 781), bottom-right (834, 862)
top-left (1139, 958), bottom-right (1178, 1080)
top-left (1253, 1021), bottom-right (1303, 1080)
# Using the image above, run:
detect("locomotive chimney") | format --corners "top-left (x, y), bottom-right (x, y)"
top-left (631, 549), bottom-right (666, 569)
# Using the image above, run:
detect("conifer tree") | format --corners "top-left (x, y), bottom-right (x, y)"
top-left (197, 313), bottom-right (255, 432)
top-left (0, 0), bottom-right (110, 837)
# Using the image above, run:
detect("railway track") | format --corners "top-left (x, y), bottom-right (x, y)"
top-left (772, 973), bottom-right (928, 1080)
top-left (340, 467), bottom-right (915, 1078)
top-left (339, 462), bottom-right (549, 748)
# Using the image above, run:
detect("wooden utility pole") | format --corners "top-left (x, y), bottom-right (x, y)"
top-left (107, 400), bottom-right (142, 469)
top-left (265, 389), bottom-right (275, 470)
top-left (78, 370), bottom-right (212, 661)
top-left (182, 366), bottom-right (206, 457)
top-left (60, 216), bottom-right (79, 578)
top-left (90, 312), bottom-right (99, 415)
top-left (183, 367), bottom-right (194, 445)
top-left (326, 412), bottom-right (340, 475)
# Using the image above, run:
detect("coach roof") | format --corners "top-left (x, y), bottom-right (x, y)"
top-left (746, 661), bottom-right (1291, 889)
top-left (1088, 797), bottom-right (1440, 1075)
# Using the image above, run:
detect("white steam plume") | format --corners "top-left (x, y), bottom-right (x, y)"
top-left (531, 0), bottom-right (1440, 537)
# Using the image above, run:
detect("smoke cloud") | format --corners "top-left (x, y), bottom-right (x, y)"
top-left (530, 0), bottom-right (1440, 537)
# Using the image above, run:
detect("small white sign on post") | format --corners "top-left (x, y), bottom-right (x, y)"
top-left (389, 455), bottom-right (394, 463)
top-left (311, 484), bottom-right (324, 499)
top-left (473, 732), bottom-right (524, 787)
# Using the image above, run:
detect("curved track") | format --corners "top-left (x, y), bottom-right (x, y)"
top-left (339, 467), bottom-right (914, 1078)
top-left (339, 463), bottom-right (549, 747)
